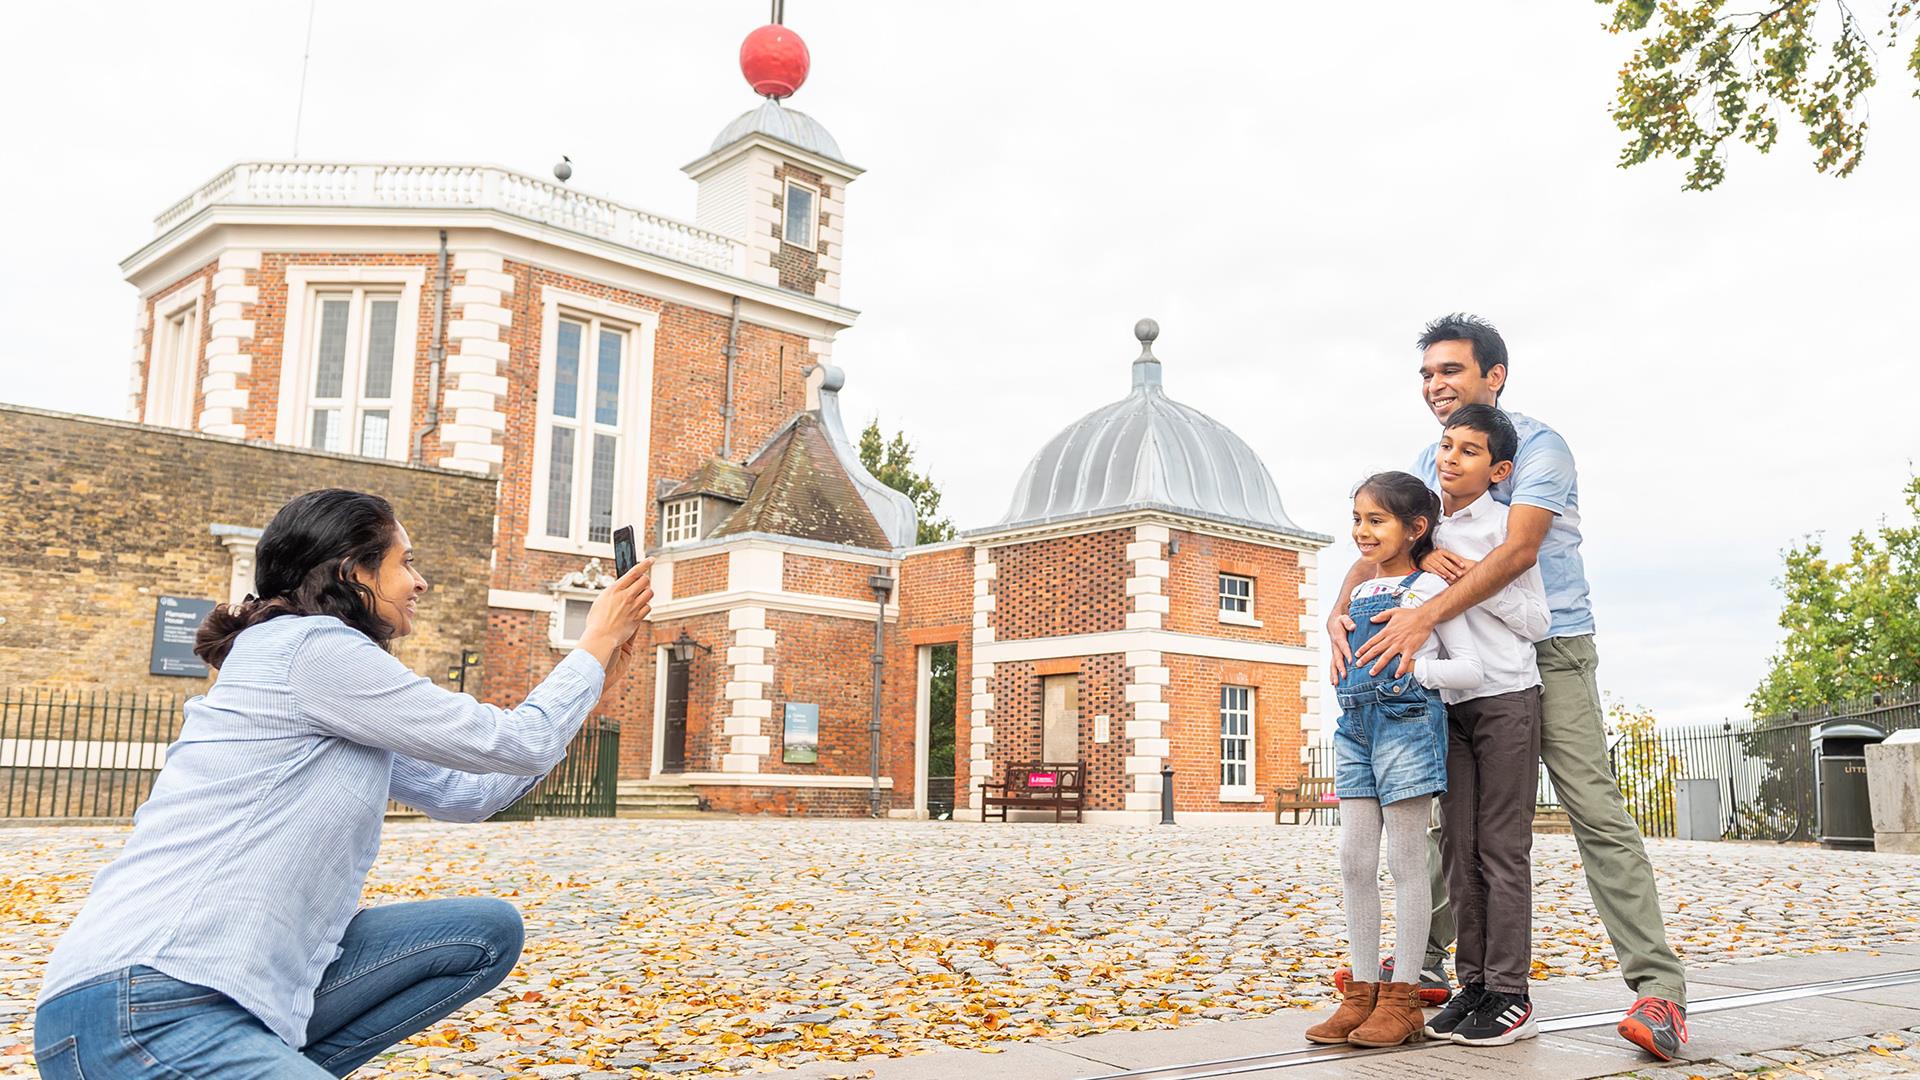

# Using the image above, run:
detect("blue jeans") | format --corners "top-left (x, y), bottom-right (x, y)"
top-left (34, 897), bottom-right (523, 1078)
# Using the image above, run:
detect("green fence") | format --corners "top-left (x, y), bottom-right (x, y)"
top-left (490, 718), bottom-right (622, 820)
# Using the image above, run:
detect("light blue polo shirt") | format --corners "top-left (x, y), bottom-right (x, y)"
top-left (1413, 409), bottom-right (1594, 639)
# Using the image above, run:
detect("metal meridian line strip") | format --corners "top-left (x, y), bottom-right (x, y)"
top-left (1080, 967), bottom-right (1920, 1080)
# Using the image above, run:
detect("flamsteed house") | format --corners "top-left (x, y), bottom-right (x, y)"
top-left (13, 36), bottom-right (1331, 821)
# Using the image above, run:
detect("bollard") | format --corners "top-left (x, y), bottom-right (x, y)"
top-left (1159, 765), bottom-right (1176, 825)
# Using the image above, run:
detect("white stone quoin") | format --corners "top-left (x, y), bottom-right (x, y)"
top-left (968, 546), bottom-right (995, 809)
top-left (198, 250), bottom-right (260, 439)
top-left (437, 251), bottom-right (513, 474)
top-left (1123, 523), bottom-right (1172, 812)
top-left (721, 605), bottom-right (776, 772)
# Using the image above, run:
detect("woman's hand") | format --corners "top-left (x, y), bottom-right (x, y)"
top-left (578, 560), bottom-right (654, 671)
top-left (598, 636), bottom-right (638, 704)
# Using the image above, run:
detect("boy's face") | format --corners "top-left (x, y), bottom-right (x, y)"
top-left (1436, 426), bottom-right (1513, 504)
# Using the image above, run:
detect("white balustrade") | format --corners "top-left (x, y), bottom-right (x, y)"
top-left (153, 162), bottom-right (741, 274)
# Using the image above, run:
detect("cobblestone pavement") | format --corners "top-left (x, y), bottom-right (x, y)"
top-left (1607, 1027), bottom-right (1920, 1079)
top-left (4, 819), bottom-right (1919, 1077)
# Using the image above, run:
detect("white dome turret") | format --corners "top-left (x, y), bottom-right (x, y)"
top-left (995, 319), bottom-right (1313, 539)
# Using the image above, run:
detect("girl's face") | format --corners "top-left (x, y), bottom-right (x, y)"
top-left (353, 523), bottom-right (429, 638)
top-left (1351, 491), bottom-right (1421, 568)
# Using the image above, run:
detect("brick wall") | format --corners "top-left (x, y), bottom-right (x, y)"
top-left (987, 653), bottom-right (1130, 811)
top-left (700, 784), bottom-right (873, 817)
top-left (0, 406), bottom-right (494, 699)
top-left (988, 530), bottom-right (1128, 640)
top-left (1165, 530), bottom-right (1307, 647)
top-left (769, 163), bottom-right (830, 295)
top-left (130, 261), bottom-right (217, 427)
top-left (1164, 654), bottom-right (1305, 812)
top-left (675, 554), bottom-right (729, 597)
top-left (889, 546), bottom-right (975, 809)
top-left (782, 552), bottom-right (875, 601)
top-left (764, 610), bottom-right (875, 776)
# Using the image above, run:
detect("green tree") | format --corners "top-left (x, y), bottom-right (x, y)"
top-left (1749, 475), bottom-right (1920, 716)
top-left (1606, 698), bottom-right (1684, 835)
top-left (1598, 0), bottom-right (1920, 190)
top-left (857, 420), bottom-right (958, 546)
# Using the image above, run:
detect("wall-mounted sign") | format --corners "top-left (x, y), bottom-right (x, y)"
top-left (150, 596), bottom-right (217, 677)
top-left (782, 702), bottom-right (819, 764)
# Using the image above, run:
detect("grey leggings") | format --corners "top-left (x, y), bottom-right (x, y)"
top-left (1339, 796), bottom-right (1433, 983)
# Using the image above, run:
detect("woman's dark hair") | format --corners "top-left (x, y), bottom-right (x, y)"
top-left (1353, 471), bottom-right (1441, 566)
top-left (195, 489), bottom-right (402, 669)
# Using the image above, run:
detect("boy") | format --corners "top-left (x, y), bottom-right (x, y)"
top-left (1418, 404), bottom-right (1551, 1045)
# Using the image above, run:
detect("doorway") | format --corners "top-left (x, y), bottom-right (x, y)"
top-left (917, 643), bottom-right (958, 818)
top-left (1042, 674), bottom-right (1080, 763)
top-left (663, 656), bottom-right (688, 773)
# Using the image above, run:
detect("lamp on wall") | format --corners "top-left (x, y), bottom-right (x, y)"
top-left (669, 629), bottom-right (711, 664)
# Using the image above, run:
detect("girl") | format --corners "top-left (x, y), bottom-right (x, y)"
top-left (1305, 472), bottom-right (1484, 1048)
top-left (34, 489), bottom-right (654, 1078)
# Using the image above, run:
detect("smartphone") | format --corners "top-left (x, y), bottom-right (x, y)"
top-left (612, 525), bottom-right (637, 578)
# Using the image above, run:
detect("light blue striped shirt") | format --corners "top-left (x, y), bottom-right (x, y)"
top-left (38, 614), bottom-right (605, 1047)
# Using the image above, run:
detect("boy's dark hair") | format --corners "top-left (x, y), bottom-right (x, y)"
top-left (1353, 471), bottom-right (1441, 567)
top-left (1444, 403), bottom-right (1519, 466)
top-left (1417, 313), bottom-right (1508, 396)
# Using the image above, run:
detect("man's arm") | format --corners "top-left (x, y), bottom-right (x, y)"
top-left (1352, 504), bottom-right (1554, 675)
top-left (1325, 558), bottom-right (1372, 682)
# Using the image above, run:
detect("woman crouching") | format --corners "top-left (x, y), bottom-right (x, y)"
top-left (34, 488), bottom-right (652, 1077)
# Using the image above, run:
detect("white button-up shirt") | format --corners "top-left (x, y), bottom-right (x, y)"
top-left (39, 614), bottom-right (606, 1047)
top-left (1431, 492), bottom-right (1551, 705)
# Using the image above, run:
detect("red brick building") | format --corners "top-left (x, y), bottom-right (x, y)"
top-left (119, 38), bottom-right (1329, 822)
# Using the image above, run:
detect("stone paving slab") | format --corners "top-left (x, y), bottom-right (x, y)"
top-left (3, 820), bottom-right (1919, 1077)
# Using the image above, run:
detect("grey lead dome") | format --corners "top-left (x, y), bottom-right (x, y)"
top-left (710, 100), bottom-right (848, 165)
top-left (993, 320), bottom-right (1313, 538)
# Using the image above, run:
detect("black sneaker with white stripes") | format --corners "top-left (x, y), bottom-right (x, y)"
top-left (1422, 983), bottom-right (1487, 1040)
top-left (1449, 989), bottom-right (1538, 1046)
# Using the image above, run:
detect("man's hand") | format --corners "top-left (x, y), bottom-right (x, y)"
top-left (1326, 609), bottom-right (1357, 684)
top-left (1353, 605), bottom-right (1436, 678)
top-left (1420, 549), bottom-right (1478, 584)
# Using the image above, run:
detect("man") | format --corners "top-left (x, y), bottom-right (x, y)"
top-left (1326, 313), bottom-right (1689, 1061)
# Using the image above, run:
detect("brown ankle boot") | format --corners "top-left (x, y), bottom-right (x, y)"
top-left (1348, 981), bottom-right (1425, 1047)
top-left (1305, 979), bottom-right (1377, 1044)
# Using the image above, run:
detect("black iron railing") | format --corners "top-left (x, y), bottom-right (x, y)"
top-left (1, 689), bottom-right (182, 819)
top-left (490, 718), bottom-right (622, 821)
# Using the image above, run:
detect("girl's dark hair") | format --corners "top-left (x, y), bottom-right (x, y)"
top-left (1353, 471), bottom-right (1441, 567)
top-left (194, 489), bottom-right (402, 669)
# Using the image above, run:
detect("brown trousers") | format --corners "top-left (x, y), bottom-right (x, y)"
top-left (1438, 686), bottom-right (1543, 994)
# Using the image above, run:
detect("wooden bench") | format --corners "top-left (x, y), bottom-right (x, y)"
top-left (981, 763), bottom-right (1085, 823)
top-left (1275, 776), bottom-right (1338, 824)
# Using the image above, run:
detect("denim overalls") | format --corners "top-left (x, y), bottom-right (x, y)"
top-left (1333, 571), bottom-right (1448, 805)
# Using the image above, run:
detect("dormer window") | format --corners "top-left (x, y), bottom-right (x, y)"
top-left (783, 180), bottom-right (817, 249)
top-left (662, 498), bottom-right (702, 546)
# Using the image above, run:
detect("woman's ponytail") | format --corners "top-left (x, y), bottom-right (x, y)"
top-left (192, 490), bottom-right (401, 669)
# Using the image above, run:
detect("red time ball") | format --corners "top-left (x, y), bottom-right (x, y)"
top-left (740, 24), bottom-right (810, 100)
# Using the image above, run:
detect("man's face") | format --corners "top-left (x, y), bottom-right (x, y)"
top-left (1419, 340), bottom-right (1505, 424)
top-left (1436, 426), bottom-right (1513, 504)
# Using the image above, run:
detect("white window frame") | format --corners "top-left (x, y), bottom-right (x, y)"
top-left (526, 289), bottom-right (657, 558)
top-left (143, 279), bottom-right (205, 428)
top-left (782, 178), bottom-right (818, 250)
top-left (661, 499), bottom-right (702, 546)
top-left (1220, 685), bottom-right (1256, 801)
top-left (1218, 573), bottom-right (1263, 628)
top-left (274, 266), bottom-right (422, 462)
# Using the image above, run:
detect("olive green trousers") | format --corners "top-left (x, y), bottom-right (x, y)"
top-left (1423, 635), bottom-right (1687, 1005)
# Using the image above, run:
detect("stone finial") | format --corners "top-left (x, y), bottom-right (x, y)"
top-left (1132, 317), bottom-right (1162, 390)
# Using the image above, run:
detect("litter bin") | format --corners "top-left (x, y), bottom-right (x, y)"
top-left (1811, 720), bottom-right (1885, 849)
top-left (1674, 778), bottom-right (1724, 841)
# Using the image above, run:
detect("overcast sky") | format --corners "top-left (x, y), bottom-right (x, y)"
top-left (3, 2), bottom-right (1916, 727)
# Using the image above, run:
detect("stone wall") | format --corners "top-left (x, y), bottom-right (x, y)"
top-left (0, 405), bottom-right (495, 699)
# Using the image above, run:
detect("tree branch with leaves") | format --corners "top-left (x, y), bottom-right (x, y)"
top-left (1599, 0), bottom-right (1919, 189)
top-left (857, 420), bottom-right (959, 547)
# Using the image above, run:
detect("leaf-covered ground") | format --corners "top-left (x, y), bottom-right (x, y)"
top-left (3, 819), bottom-right (1918, 1077)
